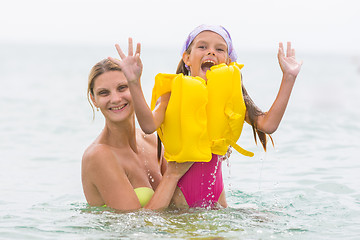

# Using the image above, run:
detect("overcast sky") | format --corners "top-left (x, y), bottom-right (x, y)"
top-left (1, 0), bottom-right (359, 54)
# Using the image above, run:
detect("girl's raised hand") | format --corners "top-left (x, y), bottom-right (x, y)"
top-left (108, 38), bottom-right (143, 84)
top-left (278, 42), bottom-right (303, 78)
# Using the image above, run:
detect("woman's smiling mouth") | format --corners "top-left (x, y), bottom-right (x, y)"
top-left (109, 104), bottom-right (127, 111)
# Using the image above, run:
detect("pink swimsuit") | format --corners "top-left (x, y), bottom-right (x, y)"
top-left (177, 154), bottom-right (224, 208)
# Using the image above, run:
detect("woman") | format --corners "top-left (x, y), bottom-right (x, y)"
top-left (82, 59), bottom-right (192, 211)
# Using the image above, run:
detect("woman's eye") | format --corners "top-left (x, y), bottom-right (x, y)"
top-left (98, 90), bottom-right (108, 96)
top-left (118, 85), bottom-right (128, 91)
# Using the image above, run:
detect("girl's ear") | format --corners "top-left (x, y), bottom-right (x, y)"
top-left (227, 57), bottom-right (232, 65)
top-left (182, 51), bottom-right (191, 67)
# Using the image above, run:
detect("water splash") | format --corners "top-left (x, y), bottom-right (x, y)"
top-left (257, 152), bottom-right (267, 211)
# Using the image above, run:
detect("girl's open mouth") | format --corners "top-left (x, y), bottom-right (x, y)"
top-left (201, 60), bottom-right (216, 72)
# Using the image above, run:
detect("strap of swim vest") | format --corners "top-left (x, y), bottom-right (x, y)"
top-left (212, 138), bottom-right (254, 157)
top-left (222, 106), bottom-right (253, 156)
top-left (227, 139), bottom-right (254, 157)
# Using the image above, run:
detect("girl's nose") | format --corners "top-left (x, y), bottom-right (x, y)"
top-left (207, 49), bottom-right (215, 56)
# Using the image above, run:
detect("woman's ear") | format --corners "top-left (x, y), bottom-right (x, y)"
top-left (90, 94), bottom-right (98, 108)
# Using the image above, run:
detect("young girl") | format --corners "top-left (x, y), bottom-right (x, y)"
top-left (109, 24), bottom-right (302, 208)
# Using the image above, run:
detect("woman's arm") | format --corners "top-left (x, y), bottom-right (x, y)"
top-left (254, 42), bottom-right (302, 134)
top-left (83, 140), bottom-right (191, 211)
top-left (108, 38), bottom-right (166, 133)
top-left (83, 145), bottom-right (142, 211)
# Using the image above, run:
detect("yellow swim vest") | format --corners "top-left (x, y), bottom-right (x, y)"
top-left (151, 62), bottom-right (254, 163)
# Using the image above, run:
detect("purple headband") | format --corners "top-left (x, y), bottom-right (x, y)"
top-left (181, 25), bottom-right (237, 69)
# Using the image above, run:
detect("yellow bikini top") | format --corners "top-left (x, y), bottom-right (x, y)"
top-left (102, 187), bottom-right (154, 208)
top-left (151, 62), bottom-right (254, 163)
top-left (134, 187), bottom-right (154, 207)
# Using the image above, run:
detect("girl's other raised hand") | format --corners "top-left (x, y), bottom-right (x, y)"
top-left (278, 42), bottom-right (303, 79)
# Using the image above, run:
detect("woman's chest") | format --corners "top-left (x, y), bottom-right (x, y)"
top-left (122, 149), bottom-right (161, 189)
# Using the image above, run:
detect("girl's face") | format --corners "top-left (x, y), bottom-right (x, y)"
top-left (91, 71), bottom-right (133, 123)
top-left (183, 31), bottom-right (230, 80)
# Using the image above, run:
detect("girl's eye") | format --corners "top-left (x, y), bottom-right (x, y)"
top-left (217, 48), bottom-right (225, 52)
top-left (198, 45), bottom-right (206, 49)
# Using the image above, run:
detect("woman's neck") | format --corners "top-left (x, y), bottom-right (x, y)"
top-left (102, 117), bottom-right (138, 152)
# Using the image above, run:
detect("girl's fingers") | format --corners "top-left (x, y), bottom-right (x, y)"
top-left (108, 56), bottom-right (121, 66)
top-left (115, 44), bottom-right (126, 59)
top-left (135, 53), bottom-right (143, 67)
top-left (286, 42), bottom-right (291, 57)
top-left (278, 42), bottom-right (285, 58)
top-left (128, 38), bottom-right (133, 56)
top-left (135, 42), bottom-right (141, 56)
top-left (113, 38), bottom-right (140, 63)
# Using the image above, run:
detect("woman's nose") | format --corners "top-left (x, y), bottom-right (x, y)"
top-left (110, 92), bottom-right (122, 103)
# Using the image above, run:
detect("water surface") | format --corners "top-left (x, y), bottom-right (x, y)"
top-left (0, 43), bottom-right (359, 239)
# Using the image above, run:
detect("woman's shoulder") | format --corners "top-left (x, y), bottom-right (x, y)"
top-left (82, 143), bottom-right (116, 168)
top-left (82, 142), bottom-right (129, 184)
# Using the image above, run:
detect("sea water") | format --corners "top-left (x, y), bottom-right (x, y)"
top-left (0, 43), bottom-right (359, 239)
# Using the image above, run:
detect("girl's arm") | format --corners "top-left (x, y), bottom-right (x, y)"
top-left (108, 38), bottom-right (166, 134)
top-left (140, 132), bottom-right (192, 210)
top-left (253, 42), bottom-right (302, 134)
top-left (145, 160), bottom-right (193, 210)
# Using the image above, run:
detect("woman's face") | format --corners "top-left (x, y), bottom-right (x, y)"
top-left (183, 31), bottom-right (230, 80)
top-left (91, 70), bottom-right (133, 122)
